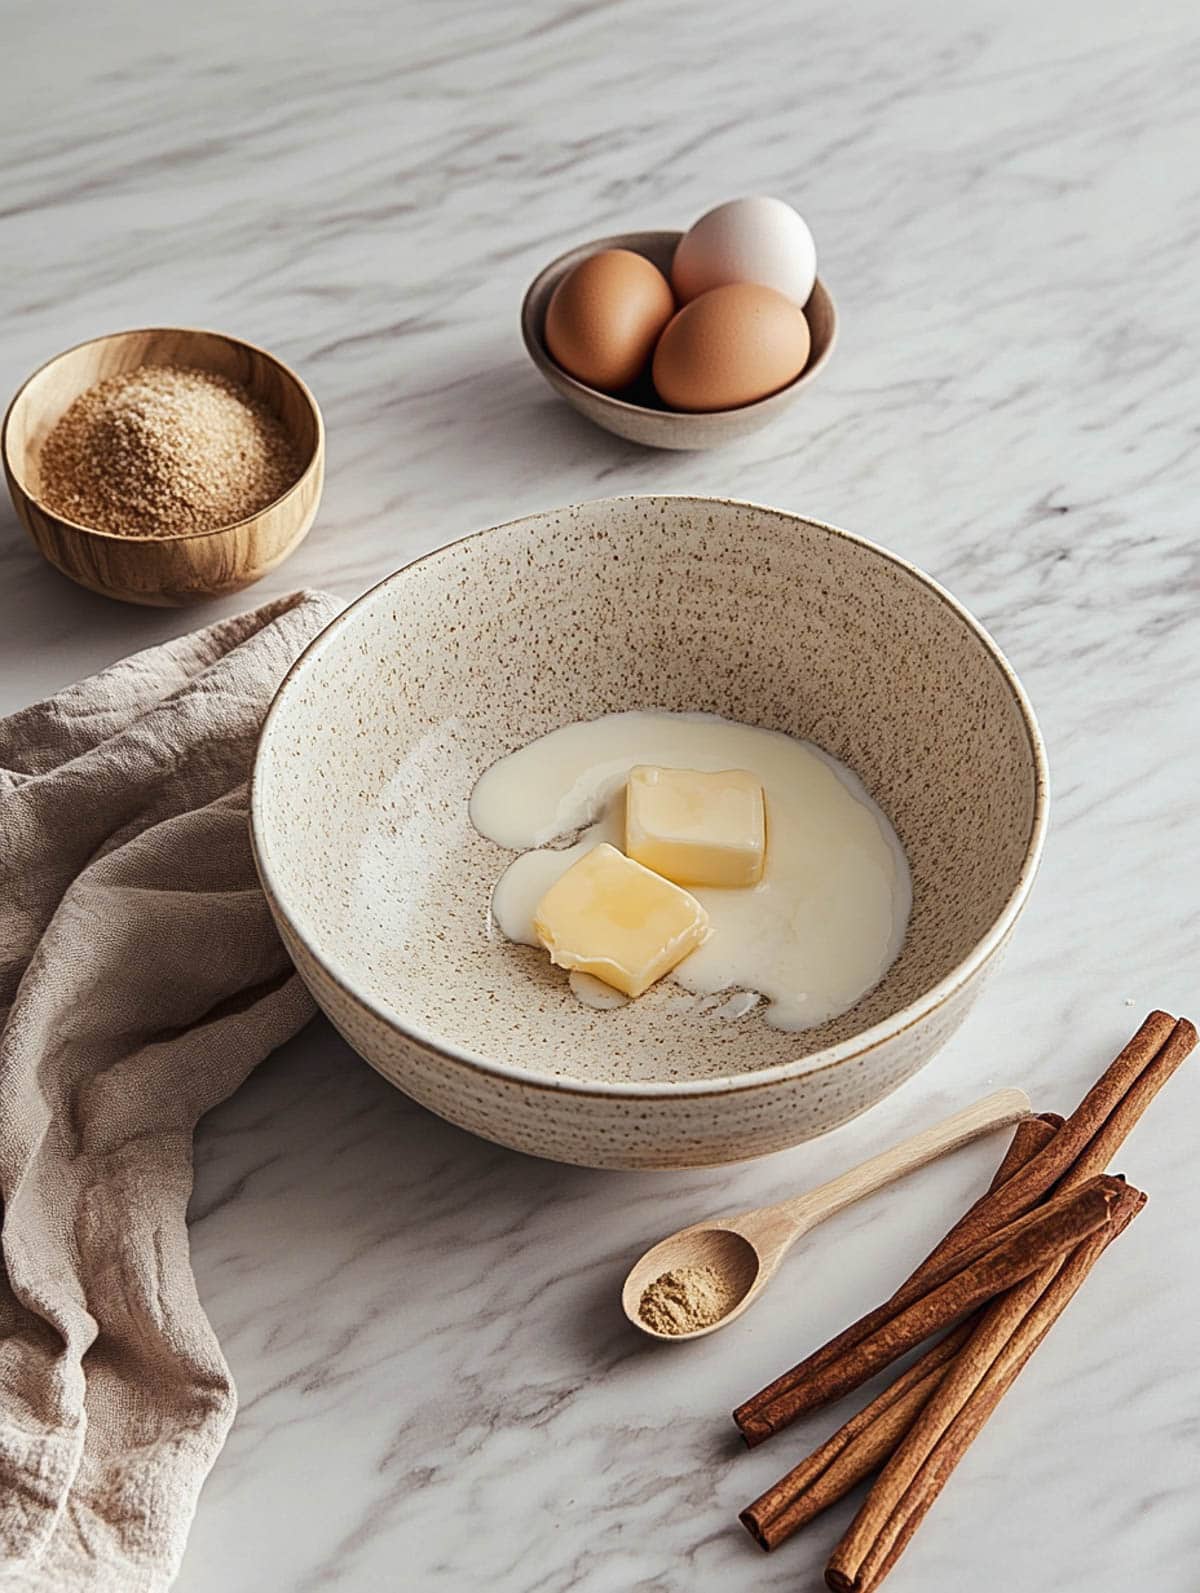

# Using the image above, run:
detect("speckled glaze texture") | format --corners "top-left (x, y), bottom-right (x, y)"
top-left (251, 496), bottom-right (1046, 1168)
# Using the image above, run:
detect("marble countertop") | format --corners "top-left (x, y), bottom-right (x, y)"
top-left (3, 1), bottom-right (1198, 1588)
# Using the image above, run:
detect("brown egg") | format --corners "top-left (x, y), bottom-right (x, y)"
top-left (652, 282), bottom-right (811, 412)
top-left (544, 250), bottom-right (675, 393)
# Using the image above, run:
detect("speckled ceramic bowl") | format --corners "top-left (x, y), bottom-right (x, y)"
top-left (251, 497), bottom-right (1048, 1169)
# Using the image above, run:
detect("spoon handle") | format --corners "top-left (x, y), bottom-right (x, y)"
top-left (772, 1088), bottom-right (1032, 1235)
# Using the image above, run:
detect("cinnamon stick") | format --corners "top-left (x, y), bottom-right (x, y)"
top-left (741, 1016), bottom-right (1195, 1547)
top-left (1053, 1017), bottom-right (1195, 1192)
top-left (734, 1015), bottom-right (1192, 1446)
top-left (739, 1176), bottom-right (1122, 1439)
top-left (740, 1114), bottom-right (1061, 1551)
top-left (739, 1329), bottom-right (970, 1549)
top-left (992, 1111), bottom-right (1063, 1185)
top-left (827, 1182), bottom-right (1145, 1593)
top-left (906, 1011), bottom-right (1176, 1282)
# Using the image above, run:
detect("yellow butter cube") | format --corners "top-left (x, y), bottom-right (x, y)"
top-left (625, 765), bottom-right (766, 888)
top-left (533, 842), bottom-right (710, 999)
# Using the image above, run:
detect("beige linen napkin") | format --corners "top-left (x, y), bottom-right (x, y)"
top-left (0, 589), bottom-right (339, 1591)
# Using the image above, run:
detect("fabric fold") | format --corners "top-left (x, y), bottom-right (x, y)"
top-left (0, 589), bottom-right (339, 1591)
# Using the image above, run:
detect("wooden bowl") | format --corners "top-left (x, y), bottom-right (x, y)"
top-left (521, 231), bottom-right (838, 451)
top-left (2, 327), bottom-right (324, 607)
top-left (251, 496), bottom-right (1047, 1169)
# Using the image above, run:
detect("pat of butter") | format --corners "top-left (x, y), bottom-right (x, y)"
top-left (533, 842), bottom-right (710, 999)
top-left (626, 765), bottom-right (766, 888)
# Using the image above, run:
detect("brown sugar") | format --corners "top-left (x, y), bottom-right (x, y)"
top-left (38, 364), bottom-right (300, 537)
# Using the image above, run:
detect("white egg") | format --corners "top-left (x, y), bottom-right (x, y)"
top-left (671, 196), bottom-right (817, 308)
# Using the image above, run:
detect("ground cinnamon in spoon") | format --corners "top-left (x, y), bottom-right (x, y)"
top-left (639, 1264), bottom-right (741, 1335)
top-left (39, 363), bottom-right (300, 536)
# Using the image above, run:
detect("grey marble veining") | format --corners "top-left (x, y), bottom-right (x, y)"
top-left (2, 0), bottom-right (1198, 1588)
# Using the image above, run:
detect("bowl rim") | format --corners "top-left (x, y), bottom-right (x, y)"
top-left (250, 494), bottom-right (1050, 1100)
top-left (1, 325), bottom-right (325, 545)
top-left (520, 230), bottom-right (838, 421)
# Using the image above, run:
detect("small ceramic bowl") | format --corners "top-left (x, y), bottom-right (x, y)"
top-left (521, 231), bottom-right (837, 450)
top-left (251, 497), bottom-right (1048, 1171)
top-left (2, 327), bottom-right (324, 607)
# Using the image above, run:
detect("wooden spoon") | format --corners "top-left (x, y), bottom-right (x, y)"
top-left (622, 1088), bottom-right (1031, 1342)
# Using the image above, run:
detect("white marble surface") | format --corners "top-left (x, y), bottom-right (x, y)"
top-left (3, 1), bottom-right (1199, 1588)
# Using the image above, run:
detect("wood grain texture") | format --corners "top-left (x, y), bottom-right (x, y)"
top-left (621, 1090), bottom-right (1030, 1339)
top-left (2, 327), bottom-right (324, 606)
top-left (520, 231), bottom-right (837, 451)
